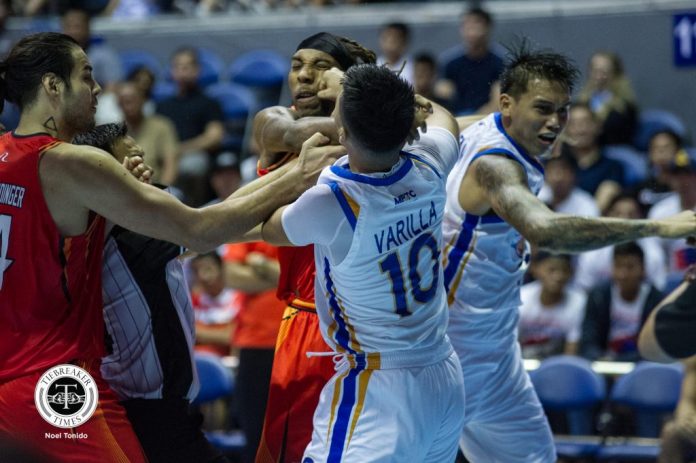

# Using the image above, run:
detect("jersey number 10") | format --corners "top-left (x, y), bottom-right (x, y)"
top-left (379, 232), bottom-right (440, 316)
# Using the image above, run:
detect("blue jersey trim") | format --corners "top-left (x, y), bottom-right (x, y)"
top-left (323, 258), bottom-right (356, 354)
top-left (443, 213), bottom-right (479, 291)
top-left (330, 157), bottom-right (413, 186)
top-left (327, 366), bottom-right (364, 462)
top-left (403, 152), bottom-right (442, 179)
top-left (493, 112), bottom-right (545, 175)
top-left (328, 182), bottom-right (357, 231)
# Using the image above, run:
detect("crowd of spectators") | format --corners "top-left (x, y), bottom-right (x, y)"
top-left (0, 2), bottom-right (694, 460)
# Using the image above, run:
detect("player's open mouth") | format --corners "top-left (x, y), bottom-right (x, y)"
top-left (538, 133), bottom-right (557, 144)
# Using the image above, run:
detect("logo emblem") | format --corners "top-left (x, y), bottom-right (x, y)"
top-left (35, 365), bottom-right (98, 428)
top-left (0, 152), bottom-right (8, 162)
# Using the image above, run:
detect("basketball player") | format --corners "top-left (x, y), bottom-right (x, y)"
top-left (252, 32), bottom-right (376, 463)
top-left (443, 42), bottom-right (696, 462)
top-left (262, 64), bottom-right (464, 462)
top-left (0, 32), bottom-right (340, 462)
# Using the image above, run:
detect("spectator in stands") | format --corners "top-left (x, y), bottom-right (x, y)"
top-left (539, 154), bottom-right (600, 217)
top-left (576, 51), bottom-right (638, 146)
top-left (648, 151), bottom-right (696, 275)
top-left (562, 103), bottom-right (625, 211)
top-left (579, 242), bottom-right (663, 361)
top-left (103, 0), bottom-right (161, 19)
top-left (438, 6), bottom-right (503, 115)
top-left (412, 52), bottom-right (448, 107)
top-left (118, 81), bottom-right (180, 186)
top-left (22, 0), bottom-right (109, 16)
top-left (190, 252), bottom-right (241, 357)
top-left (659, 357), bottom-right (696, 463)
top-left (575, 193), bottom-right (668, 291)
top-left (377, 22), bottom-right (413, 84)
top-left (630, 130), bottom-right (682, 214)
top-left (127, 65), bottom-right (157, 116)
top-left (61, 8), bottom-right (124, 123)
top-left (157, 47), bottom-right (225, 205)
top-left (221, 241), bottom-right (283, 463)
top-left (519, 252), bottom-right (586, 359)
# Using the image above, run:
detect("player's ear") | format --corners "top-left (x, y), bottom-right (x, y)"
top-left (338, 126), bottom-right (346, 145)
top-left (499, 93), bottom-right (513, 117)
top-left (41, 73), bottom-right (62, 97)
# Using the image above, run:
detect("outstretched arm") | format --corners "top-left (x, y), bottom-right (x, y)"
top-left (466, 155), bottom-right (696, 252)
top-left (42, 134), bottom-right (343, 253)
top-left (253, 106), bottom-right (339, 168)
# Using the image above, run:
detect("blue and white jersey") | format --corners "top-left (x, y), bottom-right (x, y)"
top-left (282, 128), bottom-right (458, 360)
top-left (443, 112), bottom-right (545, 313)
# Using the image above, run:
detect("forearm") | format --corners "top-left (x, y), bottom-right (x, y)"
top-left (225, 263), bottom-right (278, 292)
top-left (282, 118), bottom-right (338, 154)
top-left (191, 168), bottom-right (304, 251)
top-left (529, 215), bottom-right (659, 253)
top-left (196, 324), bottom-right (233, 346)
top-left (181, 129), bottom-right (222, 154)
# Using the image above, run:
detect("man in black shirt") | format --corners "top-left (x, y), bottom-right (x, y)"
top-left (157, 47), bottom-right (225, 205)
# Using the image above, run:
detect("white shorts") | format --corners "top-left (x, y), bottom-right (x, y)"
top-left (448, 308), bottom-right (556, 463)
top-left (302, 347), bottom-right (465, 463)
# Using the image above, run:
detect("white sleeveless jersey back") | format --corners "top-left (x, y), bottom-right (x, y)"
top-left (314, 152), bottom-right (449, 355)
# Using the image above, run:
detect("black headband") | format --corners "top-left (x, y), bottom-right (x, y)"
top-left (296, 32), bottom-right (358, 71)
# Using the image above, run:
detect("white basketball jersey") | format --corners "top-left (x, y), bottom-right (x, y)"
top-left (443, 112), bottom-right (545, 313)
top-left (314, 149), bottom-right (451, 356)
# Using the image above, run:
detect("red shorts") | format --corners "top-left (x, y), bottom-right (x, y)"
top-left (0, 359), bottom-right (146, 463)
top-left (256, 306), bottom-right (334, 463)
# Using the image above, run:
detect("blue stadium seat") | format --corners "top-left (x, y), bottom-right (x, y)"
top-left (151, 81), bottom-right (177, 103)
top-left (597, 362), bottom-right (683, 461)
top-left (0, 102), bottom-right (20, 132)
top-left (205, 83), bottom-right (257, 152)
top-left (604, 144), bottom-right (648, 186)
top-left (193, 352), bottom-right (234, 405)
top-left (196, 48), bottom-right (225, 87)
top-left (228, 50), bottom-right (288, 109)
top-left (530, 355), bottom-right (606, 459)
top-left (119, 49), bottom-right (163, 80)
top-left (634, 109), bottom-right (688, 151)
top-left (228, 50), bottom-right (288, 87)
top-left (192, 353), bottom-right (245, 454)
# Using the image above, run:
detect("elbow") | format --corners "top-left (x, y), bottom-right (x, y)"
top-left (522, 218), bottom-right (556, 249)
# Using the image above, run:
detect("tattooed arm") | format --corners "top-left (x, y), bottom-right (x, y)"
top-left (462, 155), bottom-right (696, 253)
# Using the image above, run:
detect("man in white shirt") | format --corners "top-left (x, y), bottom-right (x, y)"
top-left (519, 252), bottom-right (586, 358)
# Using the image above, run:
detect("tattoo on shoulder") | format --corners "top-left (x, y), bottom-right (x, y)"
top-left (474, 156), bottom-right (522, 194)
top-left (43, 117), bottom-right (58, 133)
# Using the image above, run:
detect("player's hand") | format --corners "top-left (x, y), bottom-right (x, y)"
top-left (123, 155), bottom-right (153, 184)
top-left (407, 94), bottom-right (433, 145)
top-left (297, 132), bottom-right (346, 186)
top-left (318, 67), bottom-right (344, 102)
top-left (656, 210), bottom-right (696, 240)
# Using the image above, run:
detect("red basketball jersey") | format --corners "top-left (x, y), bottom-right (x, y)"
top-left (0, 133), bottom-right (106, 382)
top-left (276, 245), bottom-right (316, 305)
